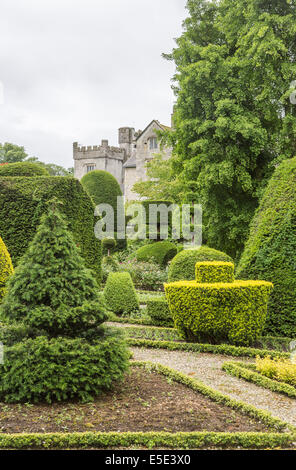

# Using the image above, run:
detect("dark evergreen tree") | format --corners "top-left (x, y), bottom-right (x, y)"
top-left (0, 200), bottom-right (129, 403)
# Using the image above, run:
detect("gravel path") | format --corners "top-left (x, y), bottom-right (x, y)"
top-left (130, 347), bottom-right (296, 426)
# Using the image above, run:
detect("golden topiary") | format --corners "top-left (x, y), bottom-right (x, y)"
top-left (0, 236), bottom-right (13, 301)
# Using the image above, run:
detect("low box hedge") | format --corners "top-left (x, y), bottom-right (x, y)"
top-left (146, 297), bottom-right (173, 327)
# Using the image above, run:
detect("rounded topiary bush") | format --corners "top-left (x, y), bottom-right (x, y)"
top-left (81, 170), bottom-right (126, 250)
top-left (0, 162), bottom-right (49, 177)
top-left (0, 200), bottom-right (129, 403)
top-left (136, 241), bottom-right (177, 267)
top-left (0, 236), bottom-right (13, 302)
top-left (104, 272), bottom-right (139, 315)
top-left (165, 261), bottom-right (273, 346)
top-left (237, 157), bottom-right (296, 337)
top-left (168, 246), bottom-right (233, 282)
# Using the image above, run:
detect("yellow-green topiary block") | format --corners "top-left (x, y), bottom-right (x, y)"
top-left (165, 261), bottom-right (273, 346)
top-left (0, 236), bottom-right (13, 301)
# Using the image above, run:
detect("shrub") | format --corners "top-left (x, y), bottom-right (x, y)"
top-left (146, 297), bottom-right (173, 327)
top-left (102, 237), bottom-right (116, 256)
top-left (0, 201), bottom-right (129, 403)
top-left (168, 246), bottom-right (233, 282)
top-left (165, 261), bottom-right (273, 346)
top-left (1, 336), bottom-right (129, 403)
top-left (0, 162), bottom-right (50, 177)
top-left (104, 272), bottom-right (139, 315)
top-left (102, 255), bottom-right (120, 283)
top-left (0, 236), bottom-right (13, 302)
top-left (136, 241), bottom-right (177, 266)
top-left (237, 157), bottom-right (296, 337)
top-left (256, 357), bottom-right (296, 388)
top-left (118, 260), bottom-right (168, 291)
top-left (0, 176), bottom-right (101, 282)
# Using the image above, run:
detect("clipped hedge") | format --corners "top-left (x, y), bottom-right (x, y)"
top-left (0, 236), bottom-right (13, 302)
top-left (237, 157), bottom-right (296, 337)
top-left (127, 338), bottom-right (290, 359)
top-left (168, 246), bottom-right (233, 282)
top-left (222, 361), bottom-right (296, 399)
top-left (0, 162), bottom-right (49, 177)
top-left (146, 297), bottom-right (173, 327)
top-left (165, 262), bottom-right (273, 346)
top-left (195, 261), bottom-right (234, 283)
top-left (104, 272), bottom-right (139, 315)
top-left (0, 177), bottom-right (101, 282)
top-left (136, 241), bottom-right (177, 266)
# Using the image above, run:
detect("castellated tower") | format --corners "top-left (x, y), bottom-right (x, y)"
top-left (118, 127), bottom-right (135, 159)
top-left (73, 138), bottom-right (126, 191)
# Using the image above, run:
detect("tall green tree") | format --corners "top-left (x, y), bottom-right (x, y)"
top-left (132, 154), bottom-right (183, 203)
top-left (165, 0), bottom-right (296, 259)
top-left (0, 143), bottom-right (29, 163)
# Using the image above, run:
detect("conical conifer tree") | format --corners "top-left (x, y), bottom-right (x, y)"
top-left (0, 200), bottom-right (129, 403)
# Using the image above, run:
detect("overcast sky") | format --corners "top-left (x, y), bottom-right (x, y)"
top-left (0, 0), bottom-right (187, 168)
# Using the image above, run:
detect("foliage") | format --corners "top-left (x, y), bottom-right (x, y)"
top-left (237, 157), bottom-right (296, 337)
top-left (0, 176), bottom-right (101, 282)
top-left (132, 155), bottom-right (183, 203)
top-left (0, 203), bottom-right (129, 403)
top-left (136, 241), bottom-right (177, 267)
top-left (0, 237), bottom-right (13, 302)
top-left (0, 335), bottom-right (129, 403)
top-left (146, 297), bottom-right (173, 327)
top-left (102, 255), bottom-right (120, 284)
top-left (127, 338), bottom-right (289, 359)
top-left (0, 162), bottom-right (49, 177)
top-left (165, 262), bottom-right (273, 345)
top-left (256, 357), bottom-right (296, 388)
top-left (223, 361), bottom-right (296, 399)
top-left (81, 170), bottom-right (126, 250)
top-left (104, 272), bottom-right (139, 315)
top-left (168, 246), bottom-right (232, 282)
top-left (162, 0), bottom-right (296, 259)
top-left (102, 237), bottom-right (116, 256)
top-left (0, 430), bottom-right (293, 450)
top-left (195, 261), bottom-right (234, 283)
top-left (118, 259), bottom-right (168, 291)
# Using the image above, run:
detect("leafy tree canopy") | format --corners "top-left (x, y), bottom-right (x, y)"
top-left (161, 0), bottom-right (296, 259)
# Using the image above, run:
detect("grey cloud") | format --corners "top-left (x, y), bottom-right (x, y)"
top-left (0, 0), bottom-right (187, 167)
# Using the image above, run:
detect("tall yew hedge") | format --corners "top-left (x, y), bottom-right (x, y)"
top-left (237, 158), bottom-right (296, 337)
top-left (0, 177), bottom-right (101, 282)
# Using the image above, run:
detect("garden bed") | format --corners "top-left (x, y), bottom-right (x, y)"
top-left (0, 367), bottom-right (271, 434)
top-left (0, 362), bottom-right (294, 450)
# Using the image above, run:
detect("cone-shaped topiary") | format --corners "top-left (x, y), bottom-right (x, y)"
top-left (104, 272), bottom-right (139, 315)
top-left (0, 236), bottom-right (13, 302)
top-left (237, 157), bottom-right (296, 337)
top-left (0, 199), bottom-right (129, 403)
top-left (168, 246), bottom-right (233, 282)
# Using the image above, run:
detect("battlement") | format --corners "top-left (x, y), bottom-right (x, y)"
top-left (73, 140), bottom-right (125, 160)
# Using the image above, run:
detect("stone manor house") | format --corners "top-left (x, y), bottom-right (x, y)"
top-left (73, 119), bottom-right (172, 201)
